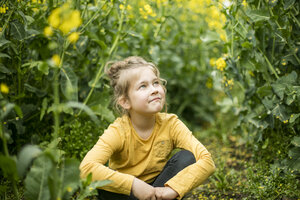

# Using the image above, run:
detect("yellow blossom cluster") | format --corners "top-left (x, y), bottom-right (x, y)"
top-left (0, 4), bottom-right (8, 14)
top-left (139, 4), bottom-right (156, 19)
top-left (51, 54), bottom-right (61, 67)
top-left (215, 57), bottom-right (226, 71)
top-left (0, 83), bottom-right (9, 94)
top-left (44, 3), bottom-right (82, 43)
top-left (119, 4), bottom-right (132, 11)
top-left (205, 5), bottom-right (227, 41)
top-left (242, 0), bottom-right (248, 7)
top-left (222, 76), bottom-right (234, 89)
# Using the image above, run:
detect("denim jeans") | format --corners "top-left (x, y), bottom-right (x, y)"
top-left (97, 150), bottom-right (196, 200)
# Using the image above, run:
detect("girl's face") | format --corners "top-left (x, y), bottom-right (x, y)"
top-left (124, 66), bottom-right (165, 116)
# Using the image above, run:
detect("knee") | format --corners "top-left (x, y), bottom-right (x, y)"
top-left (176, 150), bottom-right (196, 168)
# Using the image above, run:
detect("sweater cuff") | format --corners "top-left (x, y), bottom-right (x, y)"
top-left (164, 181), bottom-right (185, 200)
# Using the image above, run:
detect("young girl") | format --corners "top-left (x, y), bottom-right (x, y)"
top-left (80, 56), bottom-right (215, 200)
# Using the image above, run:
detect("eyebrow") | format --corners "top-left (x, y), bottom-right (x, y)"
top-left (137, 78), bottom-right (159, 85)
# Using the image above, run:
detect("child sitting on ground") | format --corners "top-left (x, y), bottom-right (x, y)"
top-left (80, 56), bottom-right (215, 200)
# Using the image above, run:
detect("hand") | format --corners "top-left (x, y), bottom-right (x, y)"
top-left (155, 187), bottom-right (178, 200)
top-left (131, 178), bottom-right (156, 200)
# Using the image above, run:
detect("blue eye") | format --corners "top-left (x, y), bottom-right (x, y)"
top-left (139, 84), bottom-right (146, 89)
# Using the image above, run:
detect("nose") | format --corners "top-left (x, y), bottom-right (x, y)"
top-left (150, 84), bottom-right (159, 94)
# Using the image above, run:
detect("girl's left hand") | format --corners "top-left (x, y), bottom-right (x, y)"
top-left (154, 186), bottom-right (178, 200)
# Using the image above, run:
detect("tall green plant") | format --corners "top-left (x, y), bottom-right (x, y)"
top-left (221, 0), bottom-right (300, 170)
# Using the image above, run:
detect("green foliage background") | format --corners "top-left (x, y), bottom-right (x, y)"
top-left (0, 0), bottom-right (299, 199)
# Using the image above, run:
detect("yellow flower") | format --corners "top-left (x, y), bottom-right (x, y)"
top-left (44, 26), bottom-right (53, 37)
top-left (119, 4), bottom-right (125, 10)
top-left (0, 83), bottom-right (9, 94)
top-left (67, 186), bottom-right (72, 192)
top-left (242, 0), bottom-right (248, 7)
top-left (0, 27), bottom-right (2, 32)
top-left (220, 33), bottom-right (227, 42)
top-left (67, 32), bottom-right (79, 43)
top-left (48, 7), bottom-right (61, 28)
top-left (52, 54), bottom-right (61, 67)
top-left (215, 57), bottom-right (226, 71)
top-left (209, 58), bottom-right (216, 67)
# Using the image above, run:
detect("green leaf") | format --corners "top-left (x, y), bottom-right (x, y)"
top-left (271, 83), bottom-right (285, 100)
top-left (10, 20), bottom-right (26, 40)
top-left (261, 97), bottom-right (274, 110)
top-left (0, 53), bottom-right (11, 59)
top-left (14, 105), bottom-right (23, 118)
top-left (91, 104), bottom-right (115, 123)
top-left (290, 113), bottom-right (300, 123)
top-left (77, 180), bottom-right (112, 200)
top-left (60, 66), bottom-right (78, 101)
top-left (284, 0), bottom-right (295, 10)
top-left (60, 159), bottom-right (81, 198)
top-left (288, 147), bottom-right (300, 170)
top-left (24, 83), bottom-right (47, 97)
top-left (40, 98), bottom-right (48, 121)
top-left (0, 38), bottom-right (11, 48)
top-left (257, 85), bottom-right (272, 99)
top-left (65, 101), bottom-right (99, 124)
top-left (272, 104), bottom-right (288, 121)
top-left (200, 31), bottom-right (220, 43)
top-left (1, 103), bottom-right (15, 120)
top-left (0, 155), bottom-right (18, 181)
top-left (38, 62), bottom-right (49, 75)
top-left (291, 136), bottom-right (300, 147)
top-left (24, 154), bottom-right (53, 200)
top-left (76, 36), bottom-right (89, 54)
top-left (246, 10), bottom-right (270, 22)
top-left (0, 64), bottom-right (12, 74)
top-left (17, 145), bottom-right (42, 177)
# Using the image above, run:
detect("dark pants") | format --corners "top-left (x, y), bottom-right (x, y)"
top-left (97, 150), bottom-right (196, 200)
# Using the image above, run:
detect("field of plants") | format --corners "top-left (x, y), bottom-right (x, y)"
top-left (0, 0), bottom-right (299, 199)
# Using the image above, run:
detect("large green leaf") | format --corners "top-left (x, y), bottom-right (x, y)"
top-left (257, 85), bottom-right (273, 99)
top-left (60, 66), bottom-right (78, 101)
top-left (246, 10), bottom-right (270, 22)
top-left (24, 153), bottom-right (54, 200)
top-left (288, 147), bottom-right (300, 170)
top-left (17, 145), bottom-right (42, 178)
top-left (10, 20), bottom-right (26, 40)
top-left (284, 0), bottom-right (295, 10)
top-left (272, 104), bottom-right (289, 121)
top-left (271, 83), bottom-right (285, 100)
top-left (0, 155), bottom-right (18, 181)
top-left (60, 159), bottom-right (81, 198)
top-left (291, 136), bottom-right (300, 147)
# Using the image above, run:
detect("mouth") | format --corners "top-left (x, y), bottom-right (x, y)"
top-left (150, 97), bottom-right (161, 102)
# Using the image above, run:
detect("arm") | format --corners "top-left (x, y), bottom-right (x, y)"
top-left (79, 125), bottom-right (134, 195)
top-left (165, 116), bottom-right (216, 199)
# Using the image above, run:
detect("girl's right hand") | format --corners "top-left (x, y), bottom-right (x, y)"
top-left (132, 178), bottom-right (156, 200)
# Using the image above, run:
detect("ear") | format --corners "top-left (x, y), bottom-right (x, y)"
top-left (118, 96), bottom-right (131, 110)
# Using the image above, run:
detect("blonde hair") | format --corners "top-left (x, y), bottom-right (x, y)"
top-left (105, 56), bottom-right (167, 115)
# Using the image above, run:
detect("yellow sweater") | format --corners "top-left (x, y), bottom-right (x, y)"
top-left (80, 113), bottom-right (215, 199)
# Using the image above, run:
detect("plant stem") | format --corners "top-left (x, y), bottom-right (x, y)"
top-left (258, 47), bottom-right (279, 79)
top-left (78, 1), bottom-right (127, 116)
top-left (52, 40), bottom-right (67, 143)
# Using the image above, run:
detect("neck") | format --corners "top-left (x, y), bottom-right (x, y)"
top-left (129, 112), bottom-right (156, 133)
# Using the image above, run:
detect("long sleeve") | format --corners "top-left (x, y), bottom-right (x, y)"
top-left (165, 117), bottom-right (216, 199)
top-left (79, 125), bottom-right (135, 195)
